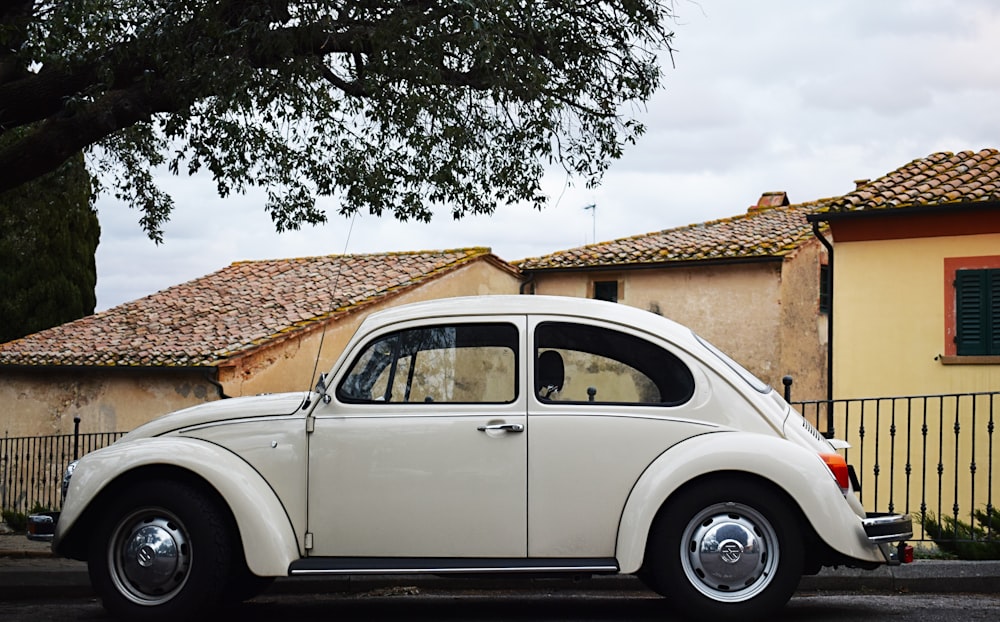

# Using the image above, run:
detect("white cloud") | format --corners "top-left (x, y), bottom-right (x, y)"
top-left (92, 0), bottom-right (1000, 310)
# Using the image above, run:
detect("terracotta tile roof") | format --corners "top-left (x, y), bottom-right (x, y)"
top-left (0, 248), bottom-right (506, 368)
top-left (820, 149), bottom-right (1000, 214)
top-left (515, 199), bottom-right (833, 271)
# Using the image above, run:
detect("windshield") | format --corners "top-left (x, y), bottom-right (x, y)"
top-left (694, 333), bottom-right (771, 394)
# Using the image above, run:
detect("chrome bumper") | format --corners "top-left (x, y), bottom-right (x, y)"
top-left (26, 512), bottom-right (59, 542)
top-left (863, 512), bottom-right (913, 565)
top-left (863, 512), bottom-right (913, 543)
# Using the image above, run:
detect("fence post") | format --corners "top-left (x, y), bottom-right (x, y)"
top-left (782, 375), bottom-right (793, 403)
top-left (73, 417), bottom-right (81, 461)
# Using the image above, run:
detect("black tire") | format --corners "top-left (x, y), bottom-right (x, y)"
top-left (88, 479), bottom-right (234, 620)
top-left (643, 476), bottom-right (804, 622)
top-left (222, 557), bottom-right (275, 604)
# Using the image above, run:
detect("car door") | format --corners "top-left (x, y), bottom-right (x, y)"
top-left (306, 317), bottom-right (528, 558)
top-left (526, 317), bottom-right (713, 558)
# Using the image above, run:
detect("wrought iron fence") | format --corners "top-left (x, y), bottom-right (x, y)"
top-left (1, 418), bottom-right (125, 517)
top-left (792, 390), bottom-right (998, 546)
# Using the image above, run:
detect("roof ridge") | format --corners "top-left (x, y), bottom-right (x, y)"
top-left (229, 246), bottom-right (492, 266)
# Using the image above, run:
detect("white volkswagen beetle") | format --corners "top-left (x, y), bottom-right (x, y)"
top-left (50, 295), bottom-right (911, 621)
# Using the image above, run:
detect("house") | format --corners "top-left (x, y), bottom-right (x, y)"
top-left (0, 248), bottom-right (522, 437)
top-left (516, 193), bottom-right (835, 400)
top-left (809, 149), bottom-right (1000, 398)
top-left (809, 148), bottom-right (1000, 520)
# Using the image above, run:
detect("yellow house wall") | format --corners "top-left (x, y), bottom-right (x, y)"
top-left (530, 254), bottom-right (828, 400)
top-left (832, 231), bottom-right (1000, 521)
top-left (833, 232), bottom-right (1000, 398)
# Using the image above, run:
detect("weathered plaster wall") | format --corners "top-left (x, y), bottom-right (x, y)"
top-left (0, 368), bottom-right (215, 436)
top-left (776, 238), bottom-right (828, 402)
top-left (1, 259), bottom-right (522, 437)
top-left (530, 262), bottom-right (800, 391)
top-left (219, 260), bottom-right (523, 397)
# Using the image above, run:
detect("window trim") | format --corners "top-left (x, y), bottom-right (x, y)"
top-left (943, 255), bottom-right (1000, 358)
top-left (591, 279), bottom-right (621, 303)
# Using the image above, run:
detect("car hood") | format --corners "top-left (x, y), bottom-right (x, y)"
top-left (121, 392), bottom-right (311, 441)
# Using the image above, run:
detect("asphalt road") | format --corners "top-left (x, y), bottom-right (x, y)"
top-left (1, 589), bottom-right (999, 622)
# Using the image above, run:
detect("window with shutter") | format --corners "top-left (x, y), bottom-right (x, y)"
top-left (954, 268), bottom-right (1000, 356)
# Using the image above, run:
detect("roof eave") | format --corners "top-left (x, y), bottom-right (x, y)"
top-left (808, 199), bottom-right (1000, 222)
top-left (519, 255), bottom-right (787, 274)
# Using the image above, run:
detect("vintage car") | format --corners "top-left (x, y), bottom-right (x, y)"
top-left (48, 295), bottom-right (912, 620)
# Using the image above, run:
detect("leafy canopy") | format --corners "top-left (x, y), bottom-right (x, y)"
top-left (0, 1), bottom-right (674, 242)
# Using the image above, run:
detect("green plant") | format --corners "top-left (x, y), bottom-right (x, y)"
top-left (922, 508), bottom-right (1000, 560)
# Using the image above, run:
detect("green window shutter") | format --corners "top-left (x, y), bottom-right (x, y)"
top-left (991, 270), bottom-right (1000, 355)
top-left (955, 269), bottom-right (1000, 356)
top-left (955, 270), bottom-right (988, 355)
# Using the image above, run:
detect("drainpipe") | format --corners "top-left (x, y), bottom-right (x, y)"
top-left (204, 367), bottom-right (231, 399)
top-left (811, 221), bottom-right (835, 437)
top-left (519, 273), bottom-right (536, 295)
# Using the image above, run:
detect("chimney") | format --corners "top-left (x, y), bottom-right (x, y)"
top-left (749, 191), bottom-right (789, 213)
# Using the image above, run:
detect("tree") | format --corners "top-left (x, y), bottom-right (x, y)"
top-left (0, 1), bottom-right (674, 242)
top-left (0, 143), bottom-right (99, 343)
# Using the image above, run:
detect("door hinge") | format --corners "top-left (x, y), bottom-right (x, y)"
top-left (306, 415), bottom-right (315, 434)
top-left (304, 532), bottom-right (314, 551)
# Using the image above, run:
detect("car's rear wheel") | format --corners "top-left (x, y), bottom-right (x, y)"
top-left (88, 479), bottom-right (234, 620)
top-left (644, 477), bottom-right (804, 621)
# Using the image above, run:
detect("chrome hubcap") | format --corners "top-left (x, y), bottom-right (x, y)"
top-left (110, 511), bottom-right (191, 605)
top-left (680, 502), bottom-right (779, 602)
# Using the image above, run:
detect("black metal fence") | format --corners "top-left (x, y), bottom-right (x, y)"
top-left (1, 419), bottom-right (125, 517)
top-left (792, 389), bottom-right (998, 545)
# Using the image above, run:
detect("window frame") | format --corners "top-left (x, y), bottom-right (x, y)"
top-left (335, 321), bottom-right (521, 405)
top-left (532, 320), bottom-right (696, 407)
top-left (943, 256), bottom-right (1000, 363)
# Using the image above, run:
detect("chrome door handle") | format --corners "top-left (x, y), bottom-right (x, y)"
top-left (477, 423), bottom-right (524, 433)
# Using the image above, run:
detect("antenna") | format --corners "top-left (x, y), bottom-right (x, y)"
top-left (305, 212), bottom-right (358, 398)
top-left (583, 203), bottom-right (596, 243)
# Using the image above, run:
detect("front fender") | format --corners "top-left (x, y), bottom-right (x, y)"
top-left (56, 437), bottom-right (300, 576)
top-left (615, 432), bottom-right (883, 573)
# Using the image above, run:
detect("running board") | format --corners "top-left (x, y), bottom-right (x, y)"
top-left (288, 557), bottom-right (620, 576)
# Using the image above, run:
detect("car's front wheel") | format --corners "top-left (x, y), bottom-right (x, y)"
top-left (88, 479), bottom-right (234, 620)
top-left (644, 477), bottom-right (804, 622)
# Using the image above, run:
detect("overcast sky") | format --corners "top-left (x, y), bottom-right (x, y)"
top-left (92, 0), bottom-right (1000, 311)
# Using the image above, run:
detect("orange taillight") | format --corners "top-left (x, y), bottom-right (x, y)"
top-left (820, 452), bottom-right (850, 493)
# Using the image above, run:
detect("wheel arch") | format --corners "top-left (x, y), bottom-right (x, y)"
top-left (55, 437), bottom-right (300, 576)
top-left (615, 432), bottom-right (881, 573)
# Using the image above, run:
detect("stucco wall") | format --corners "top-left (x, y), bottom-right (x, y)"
top-left (530, 260), bottom-right (823, 394)
top-left (219, 259), bottom-right (523, 397)
top-left (833, 231), bottom-right (1000, 519)
top-left (833, 231), bottom-right (1000, 398)
top-left (0, 368), bottom-right (215, 436)
top-left (776, 239), bottom-right (828, 402)
top-left (1, 260), bottom-right (522, 438)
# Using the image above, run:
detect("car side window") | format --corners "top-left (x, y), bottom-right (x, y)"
top-left (337, 323), bottom-right (518, 404)
top-left (535, 322), bottom-right (695, 406)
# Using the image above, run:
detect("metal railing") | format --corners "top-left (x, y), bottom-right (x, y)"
top-left (1, 418), bottom-right (125, 517)
top-left (791, 389), bottom-right (998, 545)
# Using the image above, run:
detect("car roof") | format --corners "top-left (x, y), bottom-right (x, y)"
top-left (357, 295), bottom-right (697, 346)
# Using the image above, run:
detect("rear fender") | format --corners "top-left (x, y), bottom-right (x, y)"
top-left (56, 437), bottom-right (300, 576)
top-left (615, 432), bottom-right (883, 573)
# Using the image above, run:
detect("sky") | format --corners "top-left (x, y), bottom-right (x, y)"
top-left (92, 0), bottom-right (1000, 311)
